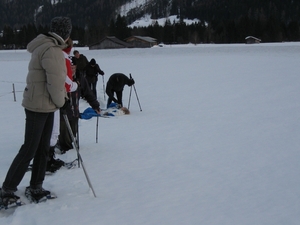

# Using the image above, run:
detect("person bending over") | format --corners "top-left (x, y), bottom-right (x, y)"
top-left (105, 73), bottom-right (134, 108)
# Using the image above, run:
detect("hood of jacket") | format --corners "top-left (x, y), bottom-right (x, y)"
top-left (27, 32), bottom-right (66, 53)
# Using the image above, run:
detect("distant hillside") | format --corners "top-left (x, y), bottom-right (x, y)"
top-left (0, 0), bottom-right (126, 28)
top-left (1, 0), bottom-right (300, 29)
top-left (1, 0), bottom-right (300, 47)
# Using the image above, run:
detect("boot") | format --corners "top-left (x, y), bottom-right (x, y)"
top-left (25, 186), bottom-right (51, 203)
top-left (0, 188), bottom-right (21, 208)
top-left (47, 146), bottom-right (65, 172)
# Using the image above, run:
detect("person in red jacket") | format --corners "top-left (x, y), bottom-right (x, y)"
top-left (47, 38), bottom-right (78, 172)
top-left (55, 57), bottom-right (101, 155)
top-left (63, 38), bottom-right (78, 93)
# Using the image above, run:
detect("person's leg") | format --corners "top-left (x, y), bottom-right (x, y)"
top-left (47, 110), bottom-right (64, 171)
top-left (47, 145), bottom-right (64, 173)
top-left (107, 96), bottom-right (113, 108)
top-left (92, 82), bottom-right (97, 98)
top-left (30, 111), bottom-right (54, 188)
top-left (2, 109), bottom-right (53, 192)
top-left (50, 110), bottom-right (60, 147)
top-left (58, 118), bottom-right (73, 152)
top-left (116, 91), bottom-right (123, 107)
top-left (70, 118), bottom-right (78, 142)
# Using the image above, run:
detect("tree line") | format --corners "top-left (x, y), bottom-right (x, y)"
top-left (1, 14), bottom-right (300, 49)
top-left (1, 0), bottom-right (300, 48)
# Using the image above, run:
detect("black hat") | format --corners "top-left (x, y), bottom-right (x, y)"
top-left (50, 17), bottom-right (72, 40)
top-left (90, 58), bottom-right (96, 65)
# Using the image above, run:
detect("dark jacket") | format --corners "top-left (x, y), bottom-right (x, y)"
top-left (74, 54), bottom-right (89, 71)
top-left (61, 71), bottom-right (100, 120)
top-left (85, 62), bottom-right (104, 83)
top-left (106, 73), bottom-right (133, 100)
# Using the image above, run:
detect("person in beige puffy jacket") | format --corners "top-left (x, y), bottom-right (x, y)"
top-left (0, 17), bottom-right (72, 207)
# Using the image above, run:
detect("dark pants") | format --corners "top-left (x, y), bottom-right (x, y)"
top-left (89, 82), bottom-right (97, 99)
top-left (107, 90), bottom-right (123, 108)
top-left (59, 117), bottom-right (78, 151)
top-left (2, 109), bottom-right (54, 192)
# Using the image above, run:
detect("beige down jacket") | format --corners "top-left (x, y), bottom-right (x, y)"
top-left (22, 32), bottom-right (68, 112)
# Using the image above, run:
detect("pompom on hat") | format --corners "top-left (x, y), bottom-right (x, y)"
top-left (50, 17), bottom-right (72, 40)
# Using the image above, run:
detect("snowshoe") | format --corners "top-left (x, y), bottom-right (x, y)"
top-left (0, 188), bottom-right (24, 210)
top-left (25, 187), bottom-right (57, 203)
top-left (64, 159), bottom-right (78, 169)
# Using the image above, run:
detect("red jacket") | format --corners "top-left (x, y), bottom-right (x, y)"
top-left (63, 46), bottom-right (77, 92)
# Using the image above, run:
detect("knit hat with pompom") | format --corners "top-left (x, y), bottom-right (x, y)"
top-left (50, 17), bottom-right (72, 40)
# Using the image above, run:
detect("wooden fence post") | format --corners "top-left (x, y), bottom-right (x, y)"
top-left (12, 83), bottom-right (16, 102)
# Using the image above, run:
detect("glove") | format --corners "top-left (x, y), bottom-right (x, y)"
top-left (60, 98), bottom-right (70, 114)
top-left (128, 78), bottom-right (135, 86)
top-left (94, 108), bottom-right (101, 114)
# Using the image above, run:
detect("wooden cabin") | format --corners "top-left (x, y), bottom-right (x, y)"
top-left (245, 36), bottom-right (261, 44)
top-left (125, 36), bottom-right (157, 48)
top-left (89, 36), bottom-right (130, 50)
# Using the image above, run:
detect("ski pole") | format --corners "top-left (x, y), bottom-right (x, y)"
top-left (76, 122), bottom-right (80, 168)
top-left (128, 85), bottom-right (133, 109)
top-left (63, 113), bottom-right (97, 198)
top-left (76, 122), bottom-right (80, 149)
top-left (102, 75), bottom-right (106, 101)
top-left (96, 116), bottom-right (99, 143)
top-left (133, 84), bottom-right (142, 111)
top-left (129, 73), bottom-right (142, 111)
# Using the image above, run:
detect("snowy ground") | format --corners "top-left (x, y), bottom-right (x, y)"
top-left (0, 42), bottom-right (300, 224)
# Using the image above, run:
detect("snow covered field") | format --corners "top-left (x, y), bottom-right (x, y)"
top-left (0, 42), bottom-right (299, 224)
